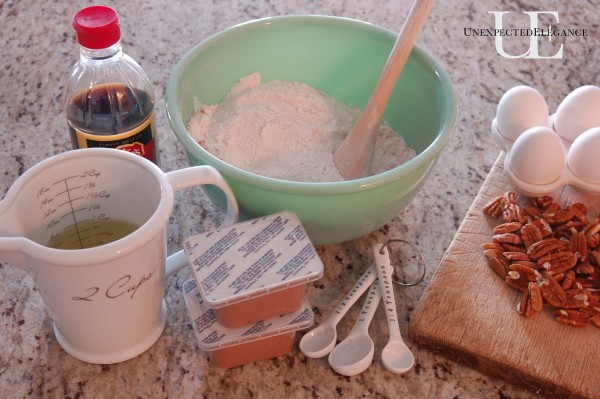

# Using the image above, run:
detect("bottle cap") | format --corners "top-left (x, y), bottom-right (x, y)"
top-left (73, 6), bottom-right (121, 50)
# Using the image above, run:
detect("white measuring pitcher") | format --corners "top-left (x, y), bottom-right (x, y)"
top-left (0, 148), bottom-right (238, 364)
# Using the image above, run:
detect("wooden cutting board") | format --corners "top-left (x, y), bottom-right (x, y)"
top-left (409, 152), bottom-right (600, 399)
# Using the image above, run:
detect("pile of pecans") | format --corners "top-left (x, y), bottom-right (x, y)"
top-left (482, 191), bottom-right (600, 328)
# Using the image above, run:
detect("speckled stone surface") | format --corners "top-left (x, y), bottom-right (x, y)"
top-left (0, 0), bottom-right (598, 398)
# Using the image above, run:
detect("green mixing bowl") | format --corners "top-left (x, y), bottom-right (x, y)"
top-left (166, 15), bottom-right (457, 245)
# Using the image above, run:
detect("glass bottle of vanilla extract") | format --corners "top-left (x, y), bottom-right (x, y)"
top-left (64, 5), bottom-right (159, 165)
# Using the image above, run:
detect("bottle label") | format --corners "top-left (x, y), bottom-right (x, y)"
top-left (74, 113), bottom-right (158, 164)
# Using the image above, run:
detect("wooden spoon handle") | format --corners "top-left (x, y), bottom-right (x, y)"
top-left (334, 0), bottom-right (436, 180)
top-left (367, 0), bottom-right (436, 118)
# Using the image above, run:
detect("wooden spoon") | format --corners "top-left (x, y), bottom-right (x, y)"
top-left (333, 0), bottom-right (437, 180)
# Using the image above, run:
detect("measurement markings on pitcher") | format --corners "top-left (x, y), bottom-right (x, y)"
top-left (41, 168), bottom-right (110, 249)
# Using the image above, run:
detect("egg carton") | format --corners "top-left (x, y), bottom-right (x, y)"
top-left (491, 85), bottom-right (600, 197)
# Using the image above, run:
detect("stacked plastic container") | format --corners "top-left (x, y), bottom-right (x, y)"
top-left (182, 212), bottom-right (323, 368)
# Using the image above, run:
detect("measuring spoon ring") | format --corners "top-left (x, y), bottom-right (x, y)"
top-left (374, 243), bottom-right (415, 374)
top-left (299, 264), bottom-right (377, 358)
top-left (327, 279), bottom-right (382, 376)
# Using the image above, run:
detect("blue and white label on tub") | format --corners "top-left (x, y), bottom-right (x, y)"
top-left (183, 211), bottom-right (323, 308)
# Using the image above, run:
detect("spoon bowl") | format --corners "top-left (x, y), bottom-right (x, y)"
top-left (300, 265), bottom-right (378, 358)
top-left (328, 335), bottom-right (375, 376)
top-left (299, 322), bottom-right (337, 358)
top-left (381, 339), bottom-right (415, 373)
top-left (328, 279), bottom-right (382, 376)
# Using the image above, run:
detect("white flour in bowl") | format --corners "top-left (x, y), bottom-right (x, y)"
top-left (187, 73), bottom-right (415, 182)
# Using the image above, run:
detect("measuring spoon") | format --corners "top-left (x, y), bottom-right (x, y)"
top-left (327, 279), bottom-right (382, 376)
top-left (299, 264), bottom-right (377, 358)
top-left (373, 243), bottom-right (415, 373)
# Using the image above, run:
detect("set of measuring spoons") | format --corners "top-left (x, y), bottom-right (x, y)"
top-left (300, 241), bottom-right (423, 376)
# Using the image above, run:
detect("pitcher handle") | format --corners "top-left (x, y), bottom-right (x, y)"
top-left (163, 165), bottom-right (239, 280)
top-left (164, 250), bottom-right (189, 279)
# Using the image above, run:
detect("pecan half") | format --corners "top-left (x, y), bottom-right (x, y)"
top-left (503, 251), bottom-right (530, 262)
top-left (482, 248), bottom-right (503, 259)
top-left (503, 203), bottom-right (527, 224)
top-left (509, 263), bottom-right (541, 282)
top-left (521, 222), bottom-right (543, 249)
top-left (584, 218), bottom-right (600, 237)
top-left (493, 233), bottom-right (523, 245)
top-left (504, 191), bottom-right (517, 205)
top-left (538, 251), bottom-right (578, 275)
top-left (539, 275), bottom-right (567, 307)
top-left (562, 288), bottom-right (591, 309)
top-left (510, 260), bottom-right (539, 269)
top-left (505, 273), bottom-right (529, 291)
top-left (483, 195), bottom-right (504, 218)
top-left (588, 234), bottom-right (600, 249)
top-left (569, 230), bottom-right (589, 262)
top-left (561, 270), bottom-right (576, 290)
top-left (501, 243), bottom-right (526, 252)
top-left (555, 309), bottom-right (590, 327)
top-left (527, 238), bottom-right (567, 261)
top-left (576, 264), bottom-right (596, 275)
top-left (517, 289), bottom-right (534, 318)
top-left (544, 202), bottom-right (561, 214)
top-left (543, 209), bottom-right (574, 225)
top-left (485, 254), bottom-right (509, 278)
top-left (531, 219), bottom-right (553, 238)
top-left (528, 282), bottom-right (543, 312)
top-left (493, 222), bottom-right (523, 234)
top-left (575, 278), bottom-right (600, 289)
top-left (567, 202), bottom-right (589, 223)
top-left (481, 242), bottom-right (504, 252)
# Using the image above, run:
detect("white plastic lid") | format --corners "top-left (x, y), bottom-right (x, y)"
top-left (183, 211), bottom-right (324, 308)
top-left (182, 279), bottom-right (314, 351)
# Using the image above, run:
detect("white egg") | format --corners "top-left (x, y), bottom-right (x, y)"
top-left (509, 126), bottom-right (565, 185)
top-left (567, 127), bottom-right (600, 184)
top-left (496, 86), bottom-right (549, 142)
top-left (554, 85), bottom-right (600, 142)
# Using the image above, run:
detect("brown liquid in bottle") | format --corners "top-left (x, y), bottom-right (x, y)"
top-left (67, 82), bottom-right (152, 133)
top-left (66, 82), bottom-right (158, 163)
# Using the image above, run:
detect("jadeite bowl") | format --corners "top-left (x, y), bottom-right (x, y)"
top-left (166, 15), bottom-right (457, 245)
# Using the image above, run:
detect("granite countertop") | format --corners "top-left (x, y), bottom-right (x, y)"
top-left (0, 0), bottom-right (597, 398)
